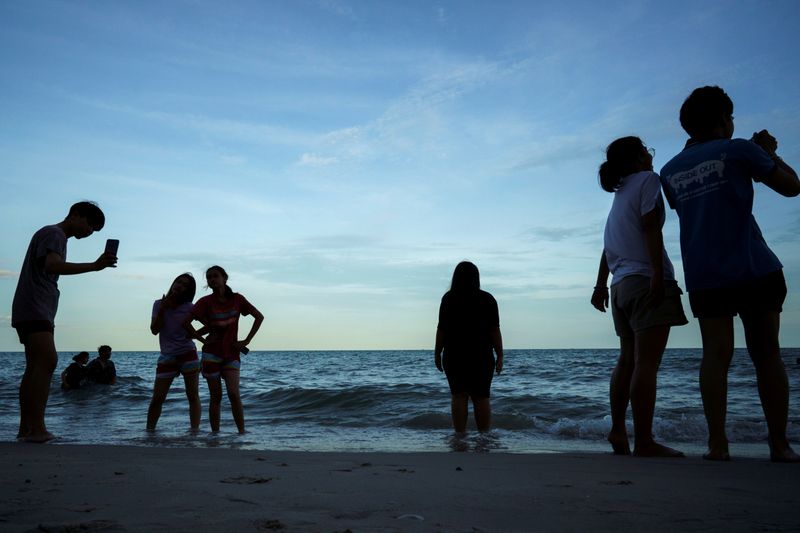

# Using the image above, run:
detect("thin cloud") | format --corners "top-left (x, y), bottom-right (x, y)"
top-left (521, 224), bottom-right (599, 242)
top-left (0, 269), bottom-right (17, 279)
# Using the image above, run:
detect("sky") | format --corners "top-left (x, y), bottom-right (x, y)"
top-left (1, 0), bottom-right (799, 351)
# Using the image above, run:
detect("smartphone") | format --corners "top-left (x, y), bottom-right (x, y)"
top-left (105, 239), bottom-right (119, 256)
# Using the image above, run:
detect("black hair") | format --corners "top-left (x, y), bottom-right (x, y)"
top-left (98, 345), bottom-right (112, 355)
top-left (679, 86), bottom-right (733, 140)
top-left (68, 201), bottom-right (105, 231)
top-left (169, 273), bottom-right (197, 304)
top-left (73, 351), bottom-right (90, 362)
top-left (450, 261), bottom-right (480, 292)
top-left (598, 136), bottom-right (647, 192)
top-left (206, 265), bottom-right (234, 298)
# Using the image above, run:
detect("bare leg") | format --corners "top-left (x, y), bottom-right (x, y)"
top-left (18, 332), bottom-right (58, 443)
top-left (207, 377), bottom-right (223, 432)
top-left (451, 393), bottom-right (469, 433)
top-left (472, 397), bottom-right (492, 432)
top-left (698, 317), bottom-right (734, 460)
top-left (741, 312), bottom-right (799, 463)
top-left (183, 372), bottom-right (201, 431)
top-left (631, 326), bottom-right (683, 457)
top-left (146, 377), bottom-right (174, 431)
top-left (608, 336), bottom-right (634, 454)
top-left (223, 371), bottom-right (245, 434)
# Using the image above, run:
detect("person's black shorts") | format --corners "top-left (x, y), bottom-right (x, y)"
top-left (688, 270), bottom-right (787, 319)
top-left (13, 320), bottom-right (55, 344)
top-left (443, 352), bottom-right (495, 398)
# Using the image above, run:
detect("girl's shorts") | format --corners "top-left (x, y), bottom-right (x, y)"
top-left (156, 349), bottom-right (200, 379)
top-left (611, 276), bottom-right (688, 338)
top-left (201, 352), bottom-right (241, 379)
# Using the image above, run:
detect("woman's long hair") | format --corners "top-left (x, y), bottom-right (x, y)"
top-left (207, 265), bottom-right (234, 298)
top-left (598, 136), bottom-right (645, 192)
top-left (450, 261), bottom-right (480, 293)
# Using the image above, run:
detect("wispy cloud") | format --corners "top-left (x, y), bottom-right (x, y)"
top-left (520, 224), bottom-right (600, 243)
top-left (0, 269), bottom-right (17, 279)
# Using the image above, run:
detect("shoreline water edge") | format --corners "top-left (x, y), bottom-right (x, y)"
top-left (2, 349), bottom-right (798, 458)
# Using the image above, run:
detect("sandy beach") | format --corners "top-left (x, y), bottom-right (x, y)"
top-left (1, 443), bottom-right (798, 532)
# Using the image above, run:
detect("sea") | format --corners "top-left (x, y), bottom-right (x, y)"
top-left (1, 349), bottom-right (798, 456)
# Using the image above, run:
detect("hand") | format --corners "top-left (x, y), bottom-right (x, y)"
top-left (752, 129), bottom-right (778, 154)
top-left (591, 287), bottom-right (609, 312)
top-left (646, 277), bottom-right (665, 308)
top-left (434, 353), bottom-right (443, 372)
top-left (495, 357), bottom-right (503, 375)
top-left (95, 251), bottom-right (118, 270)
top-left (161, 293), bottom-right (177, 310)
top-left (233, 340), bottom-right (248, 353)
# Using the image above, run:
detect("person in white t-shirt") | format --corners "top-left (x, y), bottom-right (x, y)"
top-left (147, 273), bottom-right (203, 432)
top-left (591, 136), bottom-right (688, 457)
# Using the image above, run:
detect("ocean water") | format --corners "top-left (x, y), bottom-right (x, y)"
top-left (1, 349), bottom-right (798, 456)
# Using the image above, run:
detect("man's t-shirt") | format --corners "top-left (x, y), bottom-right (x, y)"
top-left (660, 138), bottom-right (780, 291)
top-left (191, 293), bottom-right (256, 359)
top-left (12, 225), bottom-right (68, 325)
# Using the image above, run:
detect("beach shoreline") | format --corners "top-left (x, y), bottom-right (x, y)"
top-left (2, 443), bottom-right (797, 532)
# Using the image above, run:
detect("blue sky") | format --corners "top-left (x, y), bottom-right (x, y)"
top-left (1, 0), bottom-right (799, 350)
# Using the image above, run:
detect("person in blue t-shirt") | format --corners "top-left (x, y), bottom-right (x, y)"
top-left (660, 86), bottom-right (800, 462)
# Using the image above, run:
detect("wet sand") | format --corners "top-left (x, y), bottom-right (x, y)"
top-left (1, 443), bottom-right (797, 532)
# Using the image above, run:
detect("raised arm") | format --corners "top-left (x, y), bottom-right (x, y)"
top-left (182, 312), bottom-right (207, 344)
top-left (237, 308), bottom-right (264, 351)
top-left (45, 250), bottom-right (117, 276)
top-left (753, 130), bottom-right (800, 197)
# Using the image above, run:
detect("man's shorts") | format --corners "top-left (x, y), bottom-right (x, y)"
top-left (611, 276), bottom-right (688, 338)
top-left (201, 352), bottom-right (241, 379)
top-left (156, 349), bottom-right (200, 379)
top-left (688, 269), bottom-right (786, 319)
top-left (13, 320), bottom-right (54, 345)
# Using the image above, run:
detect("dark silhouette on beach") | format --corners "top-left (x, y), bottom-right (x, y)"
top-left (660, 86), bottom-right (800, 462)
top-left (183, 265), bottom-right (264, 433)
top-left (12, 201), bottom-right (116, 442)
top-left (147, 273), bottom-right (202, 432)
top-left (592, 136), bottom-right (688, 457)
top-left (435, 261), bottom-right (504, 434)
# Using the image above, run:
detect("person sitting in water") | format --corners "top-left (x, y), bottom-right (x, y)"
top-left (87, 345), bottom-right (116, 384)
top-left (61, 351), bottom-right (90, 390)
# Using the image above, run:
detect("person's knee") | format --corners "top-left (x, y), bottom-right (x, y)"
top-left (226, 391), bottom-right (241, 404)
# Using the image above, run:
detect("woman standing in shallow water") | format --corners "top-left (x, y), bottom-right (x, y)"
top-left (147, 273), bottom-right (201, 431)
top-left (184, 266), bottom-right (263, 433)
top-left (435, 261), bottom-right (503, 434)
top-left (591, 136), bottom-right (688, 457)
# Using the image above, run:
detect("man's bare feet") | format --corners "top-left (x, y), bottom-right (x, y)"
top-left (23, 431), bottom-right (56, 443)
top-left (608, 431), bottom-right (631, 455)
top-left (633, 442), bottom-right (684, 457)
top-left (769, 439), bottom-right (800, 463)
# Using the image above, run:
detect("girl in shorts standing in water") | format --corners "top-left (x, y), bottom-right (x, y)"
top-left (184, 266), bottom-right (263, 433)
top-left (147, 273), bottom-right (201, 431)
top-left (591, 136), bottom-right (688, 457)
top-left (435, 261), bottom-right (504, 434)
